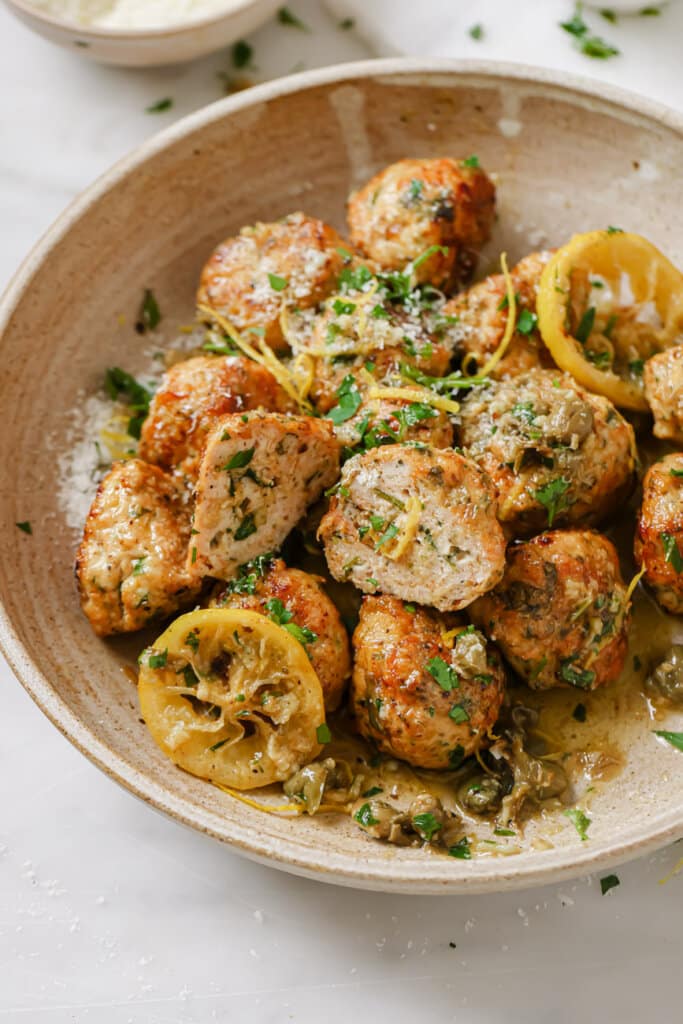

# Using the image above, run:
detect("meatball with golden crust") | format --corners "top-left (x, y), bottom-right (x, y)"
top-left (444, 251), bottom-right (556, 379)
top-left (197, 212), bottom-right (349, 352)
top-left (458, 369), bottom-right (636, 537)
top-left (211, 556), bottom-right (351, 711)
top-left (470, 530), bottom-right (630, 692)
top-left (643, 346), bottom-right (683, 445)
top-left (139, 355), bottom-right (296, 486)
top-left (635, 453), bottom-right (683, 614)
top-left (319, 444), bottom-right (506, 611)
top-left (351, 596), bottom-right (506, 769)
top-left (347, 158), bottom-right (496, 288)
top-left (76, 459), bottom-right (200, 637)
top-left (331, 388), bottom-right (454, 453)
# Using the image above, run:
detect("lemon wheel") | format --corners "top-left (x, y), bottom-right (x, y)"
top-left (138, 608), bottom-right (325, 790)
top-left (537, 230), bottom-right (683, 410)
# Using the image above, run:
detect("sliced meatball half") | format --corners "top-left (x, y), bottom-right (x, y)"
top-left (191, 412), bottom-right (340, 580)
top-left (318, 444), bottom-right (506, 610)
top-left (347, 157), bottom-right (496, 288)
top-left (211, 556), bottom-right (351, 711)
top-left (635, 453), bottom-right (683, 614)
top-left (139, 355), bottom-right (296, 486)
top-left (76, 459), bottom-right (200, 636)
top-left (352, 596), bottom-right (506, 769)
top-left (197, 212), bottom-right (349, 352)
top-left (470, 530), bottom-right (630, 691)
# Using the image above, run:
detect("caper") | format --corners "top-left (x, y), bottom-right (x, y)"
top-left (646, 645), bottom-right (683, 706)
top-left (460, 774), bottom-right (503, 814)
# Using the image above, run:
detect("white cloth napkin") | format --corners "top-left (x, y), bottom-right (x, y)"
top-left (325, 0), bottom-right (683, 110)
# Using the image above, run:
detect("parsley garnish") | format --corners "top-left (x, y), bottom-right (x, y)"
top-left (575, 306), bottom-right (596, 344)
top-left (468, 24), bottom-right (484, 40)
top-left (560, 658), bottom-right (596, 690)
top-left (234, 513), bottom-right (257, 541)
top-left (516, 309), bottom-right (538, 335)
top-left (607, 225), bottom-right (623, 234)
top-left (448, 704), bottom-right (469, 723)
top-left (449, 744), bottom-right (466, 769)
top-left (628, 359), bottom-right (644, 377)
top-left (148, 648), bottom-right (168, 669)
top-left (232, 40), bottom-right (253, 68)
top-left (354, 802), bottom-right (379, 827)
top-left (560, 6), bottom-right (619, 58)
top-left (338, 264), bottom-right (373, 292)
top-left (266, 598), bottom-right (317, 646)
top-left (267, 272), bottom-right (288, 291)
top-left (146, 97), bottom-right (173, 114)
top-left (670, 468), bottom-right (683, 478)
top-left (277, 7), bottom-right (309, 30)
top-left (131, 556), bottom-right (146, 576)
top-left (223, 448), bottom-right (255, 471)
top-left (332, 298), bottom-right (356, 316)
top-left (640, 6), bottom-right (661, 14)
top-left (426, 656), bottom-right (459, 692)
top-left (494, 827), bottom-right (516, 837)
top-left (362, 786), bottom-right (383, 798)
top-left (412, 812), bottom-right (443, 842)
top-left (209, 738), bottom-right (228, 752)
top-left (408, 178), bottom-right (424, 200)
top-left (316, 723), bottom-right (332, 744)
top-left (534, 477), bottom-right (571, 526)
top-left (137, 288), bottom-right (161, 332)
top-left (653, 730), bottom-right (683, 752)
top-left (375, 523), bottom-right (399, 550)
top-left (104, 367), bottom-right (153, 439)
top-left (185, 630), bottom-right (200, 652)
top-left (661, 532), bottom-right (683, 573)
top-left (227, 553), bottom-right (273, 595)
top-left (339, 17), bottom-right (355, 29)
top-left (462, 154), bottom-right (480, 168)
top-left (600, 873), bottom-right (620, 894)
top-left (15, 521), bottom-right (32, 534)
top-left (328, 374), bottom-right (362, 425)
top-left (564, 807), bottom-right (591, 840)
top-left (448, 837), bottom-right (471, 859)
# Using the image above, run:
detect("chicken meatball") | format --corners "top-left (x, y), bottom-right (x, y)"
top-left (211, 556), bottom-right (350, 711)
top-left (469, 530), bottom-right (630, 691)
top-left (458, 369), bottom-right (636, 537)
top-left (331, 386), bottom-right (454, 453)
top-left (351, 596), bottom-right (506, 769)
top-left (191, 412), bottom-right (340, 580)
top-left (347, 157), bottom-right (496, 288)
top-left (197, 212), bottom-right (349, 352)
top-left (643, 346), bottom-right (683, 444)
top-left (139, 355), bottom-right (296, 486)
top-left (634, 453), bottom-right (683, 614)
top-left (76, 459), bottom-right (200, 636)
top-left (319, 444), bottom-right (506, 611)
top-left (444, 251), bottom-right (556, 379)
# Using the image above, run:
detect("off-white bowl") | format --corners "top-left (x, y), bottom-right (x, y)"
top-left (2, 0), bottom-right (279, 66)
top-left (1, 59), bottom-right (682, 893)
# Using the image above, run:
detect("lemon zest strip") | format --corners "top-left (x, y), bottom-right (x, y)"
top-left (625, 566), bottom-right (646, 603)
top-left (367, 385), bottom-right (460, 415)
top-left (387, 496), bottom-right (422, 562)
top-left (473, 252), bottom-right (517, 378)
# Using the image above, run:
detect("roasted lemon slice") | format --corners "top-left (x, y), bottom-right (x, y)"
top-left (138, 608), bottom-right (325, 790)
top-left (537, 230), bottom-right (683, 410)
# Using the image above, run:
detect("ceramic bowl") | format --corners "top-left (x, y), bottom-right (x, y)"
top-left (2, 0), bottom-right (280, 66)
top-left (1, 59), bottom-right (682, 894)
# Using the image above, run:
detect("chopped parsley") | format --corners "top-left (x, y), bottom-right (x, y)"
top-left (265, 598), bottom-right (317, 646)
top-left (234, 513), bottom-right (257, 541)
top-left (600, 873), bottom-right (620, 894)
top-left (449, 744), bottom-right (466, 769)
top-left (227, 553), bottom-right (273, 595)
top-left (328, 375), bottom-right (362, 425)
top-left (316, 723), bottom-right (332, 744)
top-left (447, 837), bottom-right (471, 859)
top-left (564, 806), bottom-right (591, 841)
top-left (137, 288), bottom-right (161, 332)
top-left (332, 298), bottom-right (357, 316)
top-left (185, 629), bottom-right (200, 652)
top-left (426, 656), bottom-right (459, 692)
top-left (209, 738), bottom-right (229, 752)
top-left (338, 263), bottom-right (373, 292)
top-left (131, 556), bottom-right (146, 576)
top-left (375, 523), bottom-right (399, 550)
top-left (661, 532), bottom-right (683, 573)
top-left (516, 308), bottom-right (538, 335)
top-left (560, 658), bottom-right (596, 690)
top-left (15, 521), bottom-right (32, 534)
top-left (146, 97), bottom-right (173, 114)
top-left (354, 802), bottom-right (379, 827)
top-left (653, 730), bottom-right (683, 752)
top-left (468, 24), bottom-right (484, 40)
top-left (575, 306), bottom-right (596, 344)
top-left (267, 272), bottom-right (288, 291)
top-left (494, 827), bottom-right (516, 837)
top-left (104, 366), bottom-right (153, 439)
top-left (628, 358), bottom-right (644, 377)
top-left (408, 178), bottom-right (424, 200)
top-left (338, 17), bottom-right (355, 29)
top-left (448, 703), bottom-right (469, 723)
top-left (412, 812), bottom-right (443, 842)
top-left (462, 154), bottom-right (480, 168)
top-left (277, 6), bottom-right (309, 30)
top-left (362, 786), bottom-right (383, 798)
top-left (223, 448), bottom-right (255, 470)
top-left (607, 225), bottom-right (623, 234)
top-left (640, 6), bottom-right (661, 14)
top-left (534, 476), bottom-right (571, 527)
top-left (148, 648), bottom-right (168, 669)
top-left (560, 6), bottom-right (620, 58)
top-left (232, 40), bottom-right (253, 68)
top-left (670, 468), bottom-right (683, 478)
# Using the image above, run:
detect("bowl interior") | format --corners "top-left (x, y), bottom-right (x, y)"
top-left (1, 62), bottom-right (682, 893)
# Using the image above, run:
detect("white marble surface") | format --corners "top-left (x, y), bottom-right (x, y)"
top-left (1, 2), bottom-right (682, 1020)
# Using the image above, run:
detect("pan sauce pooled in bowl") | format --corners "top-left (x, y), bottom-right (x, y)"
top-left (72, 153), bottom-right (683, 859)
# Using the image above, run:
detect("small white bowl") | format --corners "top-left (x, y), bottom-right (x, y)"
top-left (2, 0), bottom-right (280, 66)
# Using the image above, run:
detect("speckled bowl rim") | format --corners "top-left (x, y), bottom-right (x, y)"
top-left (5, 0), bottom-right (268, 38)
top-left (1, 58), bottom-right (682, 893)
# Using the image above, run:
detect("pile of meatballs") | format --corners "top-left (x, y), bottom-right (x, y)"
top-left (76, 155), bottom-right (683, 785)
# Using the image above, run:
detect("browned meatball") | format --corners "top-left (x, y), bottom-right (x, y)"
top-left (331, 387), bottom-right (454, 453)
top-left (76, 459), bottom-right (200, 636)
top-left (139, 355), bottom-right (296, 486)
top-left (197, 213), bottom-right (349, 352)
top-left (347, 158), bottom-right (496, 288)
top-left (470, 530), bottom-right (630, 691)
top-left (444, 251), bottom-right (556, 378)
top-left (635, 453), bottom-right (683, 614)
top-left (210, 556), bottom-right (351, 711)
top-left (643, 346), bottom-right (683, 444)
top-left (351, 596), bottom-right (506, 769)
top-left (319, 444), bottom-right (506, 611)
top-left (458, 369), bottom-right (636, 537)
